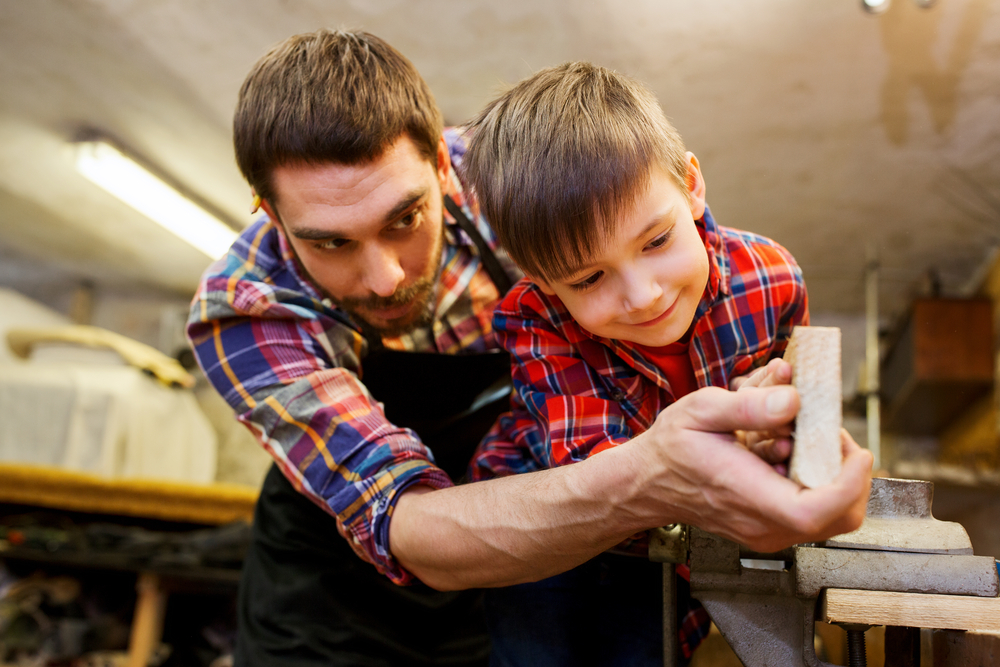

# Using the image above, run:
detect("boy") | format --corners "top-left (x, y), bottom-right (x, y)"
top-left (463, 62), bottom-right (815, 665)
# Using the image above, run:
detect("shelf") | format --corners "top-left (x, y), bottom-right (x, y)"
top-left (890, 460), bottom-right (1000, 490)
top-left (0, 462), bottom-right (258, 525)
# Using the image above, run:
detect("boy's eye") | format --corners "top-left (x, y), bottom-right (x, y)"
top-left (570, 271), bottom-right (603, 291)
top-left (646, 230), bottom-right (673, 250)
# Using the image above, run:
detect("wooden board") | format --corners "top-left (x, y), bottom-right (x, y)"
top-left (0, 462), bottom-right (258, 525)
top-left (822, 588), bottom-right (1000, 632)
top-left (881, 298), bottom-right (994, 435)
top-left (785, 326), bottom-right (843, 488)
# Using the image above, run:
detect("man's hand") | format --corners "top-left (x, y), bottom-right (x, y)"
top-left (626, 384), bottom-right (872, 553)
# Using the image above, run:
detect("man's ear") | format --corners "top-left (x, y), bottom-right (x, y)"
top-left (436, 135), bottom-right (451, 190)
top-left (684, 152), bottom-right (707, 220)
top-left (260, 199), bottom-right (280, 225)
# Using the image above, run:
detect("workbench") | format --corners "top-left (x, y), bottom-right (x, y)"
top-left (0, 462), bottom-right (259, 666)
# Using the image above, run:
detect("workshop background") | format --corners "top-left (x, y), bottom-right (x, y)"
top-left (0, 1), bottom-right (998, 665)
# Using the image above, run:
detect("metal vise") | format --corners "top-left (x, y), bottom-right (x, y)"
top-left (650, 477), bottom-right (1000, 666)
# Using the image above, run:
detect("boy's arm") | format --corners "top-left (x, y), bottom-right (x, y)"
top-left (730, 241), bottom-right (811, 465)
top-left (390, 384), bottom-right (873, 591)
top-left (489, 287), bottom-right (639, 468)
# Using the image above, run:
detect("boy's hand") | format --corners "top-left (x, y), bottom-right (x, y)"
top-left (635, 385), bottom-right (872, 553)
top-left (729, 357), bottom-right (791, 391)
top-left (731, 358), bottom-right (795, 474)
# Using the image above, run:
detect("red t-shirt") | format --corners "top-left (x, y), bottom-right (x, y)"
top-left (635, 329), bottom-right (698, 399)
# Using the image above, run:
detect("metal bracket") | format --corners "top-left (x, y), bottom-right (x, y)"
top-left (649, 523), bottom-right (689, 564)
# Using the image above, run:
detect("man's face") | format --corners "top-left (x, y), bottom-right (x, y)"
top-left (533, 156), bottom-right (710, 348)
top-left (261, 135), bottom-right (448, 337)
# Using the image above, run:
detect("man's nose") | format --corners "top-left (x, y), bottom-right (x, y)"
top-left (621, 268), bottom-right (662, 313)
top-left (361, 243), bottom-right (405, 297)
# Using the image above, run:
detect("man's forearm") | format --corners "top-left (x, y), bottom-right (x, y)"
top-left (390, 385), bottom-right (872, 592)
top-left (389, 437), bottom-right (657, 591)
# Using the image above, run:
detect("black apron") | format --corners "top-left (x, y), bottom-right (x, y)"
top-left (235, 197), bottom-right (514, 667)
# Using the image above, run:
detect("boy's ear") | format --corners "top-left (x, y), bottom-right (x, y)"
top-left (684, 152), bottom-right (707, 220)
top-left (436, 135), bottom-right (451, 190)
top-left (525, 274), bottom-right (557, 296)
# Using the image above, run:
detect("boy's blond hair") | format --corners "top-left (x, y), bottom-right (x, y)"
top-left (464, 62), bottom-right (688, 282)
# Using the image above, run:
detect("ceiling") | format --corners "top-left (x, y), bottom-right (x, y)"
top-left (1, 0), bottom-right (998, 321)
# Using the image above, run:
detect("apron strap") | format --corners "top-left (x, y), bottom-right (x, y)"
top-left (362, 196), bottom-right (514, 351)
top-left (444, 195), bottom-right (514, 297)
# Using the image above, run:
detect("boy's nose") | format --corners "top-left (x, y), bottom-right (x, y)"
top-left (362, 243), bottom-right (405, 297)
top-left (621, 271), bottom-right (662, 314)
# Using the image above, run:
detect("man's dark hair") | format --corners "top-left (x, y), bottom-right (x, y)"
top-left (463, 62), bottom-right (688, 282)
top-left (234, 29), bottom-right (443, 203)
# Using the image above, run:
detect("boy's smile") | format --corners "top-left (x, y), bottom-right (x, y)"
top-left (534, 155), bottom-right (710, 348)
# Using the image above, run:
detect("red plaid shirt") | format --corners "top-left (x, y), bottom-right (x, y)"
top-left (472, 206), bottom-right (809, 482)
top-left (471, 207), bottom-right (807, 659)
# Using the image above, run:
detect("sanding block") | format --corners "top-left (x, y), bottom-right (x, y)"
top-left (785, 326), bottom-right (843, 488)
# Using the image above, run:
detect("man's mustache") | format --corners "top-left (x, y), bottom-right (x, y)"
top-left (339, 276), bottom-right (434, 312)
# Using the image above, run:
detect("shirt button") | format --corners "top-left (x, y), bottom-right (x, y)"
top-left (609, 388), bottom-right (626, 402)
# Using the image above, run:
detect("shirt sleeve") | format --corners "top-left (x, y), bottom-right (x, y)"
top-left (486, 284), bottom-right (633, 471)
top-left (187, 275), bottom-right (451, 585)
top-left (769, 241), bottom-right (810, 350)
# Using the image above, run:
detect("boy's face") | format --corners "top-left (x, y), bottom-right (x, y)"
top-left (533, 153), bottom-right (709, 348)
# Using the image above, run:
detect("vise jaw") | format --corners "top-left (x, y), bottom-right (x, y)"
top-left (652, 477), bottom-right (1000, 667)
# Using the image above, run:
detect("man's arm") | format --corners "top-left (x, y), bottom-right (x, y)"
top-left (391, 383), bottom-right (872, 591)
top-left (187, 268), bottom-right (453, 585)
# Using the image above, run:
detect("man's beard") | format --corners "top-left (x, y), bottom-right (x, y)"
top-left (339, 274), bottom-right (438, 338)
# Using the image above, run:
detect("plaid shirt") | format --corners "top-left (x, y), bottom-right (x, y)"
top-left (471, 207), bottom-right (808, 659)
top-left (186, 129), bottom-right (517, 584)
top-left (472, 206), bottom-right (809, 480)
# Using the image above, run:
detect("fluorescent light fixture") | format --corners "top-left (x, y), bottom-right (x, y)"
top-left (862, 0), bottom-right (890, 13)
top-left (74, 140), bottom-right (237, 259)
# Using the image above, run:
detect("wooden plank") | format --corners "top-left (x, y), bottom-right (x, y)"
top-left (785, 326), bottom-right (842, 488)
top-left (0, 462), bottom-right (258, 525)
top-left (822, 588), bottom-right (1000, 632)
top-left (882, 298), bottom-right (994, 435)
top-left (911, 299), bottom-right (994, 382)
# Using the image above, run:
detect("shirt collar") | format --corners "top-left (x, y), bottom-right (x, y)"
top-left (696, 205), bottom-right (729, 314)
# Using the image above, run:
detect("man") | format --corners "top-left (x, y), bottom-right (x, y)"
top-left (187, 29), bottom-right (872, 666)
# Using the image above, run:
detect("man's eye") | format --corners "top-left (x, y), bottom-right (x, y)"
top-left (647, 230), bottom-right (673, 250)
top-left (391, 210), bottom-right (420, 230)
top-left (570, 271), bottom-right (603, 291)
top-left (316, 238), bottom-right (350, 250)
